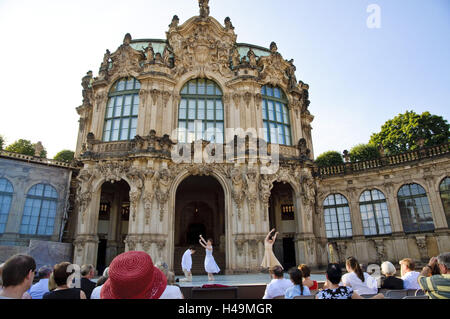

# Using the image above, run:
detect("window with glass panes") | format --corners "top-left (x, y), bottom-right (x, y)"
top-left (261, 86), bottom-right (292, 146)
top-left (359, 189), bottom-right (392, 236)
top-left (103, 77), bottom-right (141, 142)
top-left (324, 194), bottom-right (353, 239)
top-left (19, 184), bottom-right (58, 236)
top-left (178, 79), bottom-right (224, 144)
top-left (439, 177), bottom-right (450, 227)
top-left (0, 178), bottom-right (13, 234)
top-left (398, 184), bottom-right (435, 233)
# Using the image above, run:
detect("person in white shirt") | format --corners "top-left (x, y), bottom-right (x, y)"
top-left (399, 258), bottom-right (421, 290)
top-left (28, 265), bottom-right (53, 299)
top-left (180, 247), bottom-right (196, 283)
top-left (263, 266), bottom-right (293, 299)
top-left (342, 257), bottom-right (378, 295)
top-left (159, 271), bottom-right (183, 299)
top-left (90, 267), bottom-right (109, 300)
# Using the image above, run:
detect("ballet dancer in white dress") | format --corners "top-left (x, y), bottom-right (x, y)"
top-left (199, 235), bottom-right (220, 281)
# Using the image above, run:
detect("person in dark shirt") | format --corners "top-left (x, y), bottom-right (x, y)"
top-left (43, 262), bottom-right (86, 299)
top-left (80, 264), bottom-right (97, 299)
top-left (381, 261), bottom-right (404, 290)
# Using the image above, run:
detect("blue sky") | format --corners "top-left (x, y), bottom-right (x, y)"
top-left (0, 0), bottom-right (449, 158)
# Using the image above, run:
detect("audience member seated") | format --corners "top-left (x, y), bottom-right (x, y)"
top-left (90, 267), bottom-right (109, 300)
top-left (43, 262), bottom-right (86, 299)
top-left (317, 264), bottom-right (384, 299)
top-left (298, 264), bottom-right (318, 291)
top-left (399, 258), bottom-right (420, 290)
top-left (380, 261), bottom-right (404, 290)
top-left (342, 256), bottom-right (378, 295)
top-left (80, 264), bottom-right (97, 299)
top-left (156, 262), bottom-right (183, 299)
top-left (263, 266), bottom-right (293, 299)
top-left (285, 268), bottom-right (311, 299)
top-left (100, 251), bottom-right (167, 299)
top-left (0, 255), bottom-right (36, 299)
top-left (418, 253), bottom-right (450, 299)
top-left (28, 265), bottom-right (53, 299)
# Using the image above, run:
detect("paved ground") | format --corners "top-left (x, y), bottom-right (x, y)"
top-left (175, 273), bottom-right (327, 287)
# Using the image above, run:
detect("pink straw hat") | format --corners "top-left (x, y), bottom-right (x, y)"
top-left (101, 251), bottom-right (167, 299)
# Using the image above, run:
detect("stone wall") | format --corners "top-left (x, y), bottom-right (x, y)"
top-left (0, 240), bottom-right (73, 270)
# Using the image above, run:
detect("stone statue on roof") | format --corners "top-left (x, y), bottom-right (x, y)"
top-left (198, 0), bottom-right (210, 18)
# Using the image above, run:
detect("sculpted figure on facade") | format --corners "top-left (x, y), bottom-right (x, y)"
top-left (99, 49), bottom-right (111, 80)
top-left (198, 0), bottom-right (210, 18)
top-left (126, 167), bottom-right (145, 222)
top-left (259, 174), bottom-right (274, 221)
top-left (76, 169), bottom-right (95, 225)
top-left (224, 17), bottom-right (234, 31)
top-left (81, 71), bottom-right (93, 106)
top-left (169, 15), bottom-right (180, 30)
top-left (145, 44), bottom-right (155, 63)
top-left (155, 167), bottom-right (172, 222)
top-left (109, 33), bottom-right (145, 79)
top-left (244, 168), bottom-right (259, 224)
top-left (230, 167), bottom-right (245, 219)
top-left (142, 169), bottom-right (156, 225)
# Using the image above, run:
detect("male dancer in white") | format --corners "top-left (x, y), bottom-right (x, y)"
top-left (179, 247), bottom-right (196, 282)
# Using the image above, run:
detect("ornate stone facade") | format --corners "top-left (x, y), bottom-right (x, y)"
top-left (70, 2), bottom-right (449, 272)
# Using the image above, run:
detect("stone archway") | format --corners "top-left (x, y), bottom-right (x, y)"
top-left (173, 175), bottom-right (226, 275)
top-left (96, 179), bottom-right (131, 274)
top-left (268, 182), bottom-right (298, 270)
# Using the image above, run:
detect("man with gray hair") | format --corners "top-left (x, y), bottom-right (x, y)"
top-left (28, 265), bottom-right (53, 299)
top-left (80, 264), bottom-right (96, 299)
top-left (418, 252), bottom-right (450, 299)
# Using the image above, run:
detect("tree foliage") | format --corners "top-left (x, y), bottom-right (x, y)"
top-left (54, 150), bottom-right (75, 162)
top-left (0, 135), bottom-right (4, 150)
top-left (5, 139), bottom-right (47, 158)
top-left (315, 151), bottom-right (344, 167)
top-left (370, 111), bottom-right (450, 155)
top-left (5, 139), bottom-right (35, 156)
top-left (349, 144), bottom-right (381, 162)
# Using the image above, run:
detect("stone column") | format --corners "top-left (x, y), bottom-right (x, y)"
top-left (423, 176), bottom-right (448, 230)
top-left (384, 182), bottom-right (404, 234)
top-left (347, 188), bottom-right (364, 238)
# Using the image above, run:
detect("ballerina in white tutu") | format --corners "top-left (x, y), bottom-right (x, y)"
top-left (199, 235), bottom-right (220, 281)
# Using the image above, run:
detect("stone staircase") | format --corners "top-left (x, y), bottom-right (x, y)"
top-left (174, 246), bottom-right (226, 276)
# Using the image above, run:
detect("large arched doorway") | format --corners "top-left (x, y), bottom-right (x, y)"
top-left (268, 182), bottom-right (297, 270)
top-left (174, 176), bottom-right (225, 275)
top-left (96, 180), bottom-right (130, 274)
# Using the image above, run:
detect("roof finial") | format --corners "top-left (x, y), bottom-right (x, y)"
top-left (198, 0), bottom-right (210, 18)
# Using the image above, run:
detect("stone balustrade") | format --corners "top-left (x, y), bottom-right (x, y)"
top-left (319, 143), bottom-right (450, 177)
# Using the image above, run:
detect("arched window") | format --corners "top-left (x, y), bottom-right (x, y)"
top-left (20, 184), bottom-right (58, 236)
top-left (103, 77), bottom-right (141, 142)
top-left (439, 177), bottom-right (450, 227)
top-left (324, 194), bottom-right (352, 239)
top-left (398, 184), bottom-right (435, 233)
top-left (0, 178), bottom-right (14, 234)
top-left (261, 86), bottom-right (292, 146)
top-left (178, 79), bottom-right (224, 144)
top-left (359, 189), bottom-right (392, 236)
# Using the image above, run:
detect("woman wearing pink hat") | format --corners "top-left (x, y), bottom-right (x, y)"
top-left (100, 251), bottom-right (167, 299)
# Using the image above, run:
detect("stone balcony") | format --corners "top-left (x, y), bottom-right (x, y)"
top-left (81, 132), bottom-right (306, 163)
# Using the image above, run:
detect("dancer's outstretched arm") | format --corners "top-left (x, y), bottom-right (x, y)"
top-left (272, 232), bottom-right (279, 242)
top-left (199, 239), bottom-right (208, 249)
top-left (265, 229), bottom-right (275, 241)
top-left (199, 235), bottom-right (208, 246)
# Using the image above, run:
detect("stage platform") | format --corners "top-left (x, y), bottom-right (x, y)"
top-left (175, 273), bottom-right (326, 288)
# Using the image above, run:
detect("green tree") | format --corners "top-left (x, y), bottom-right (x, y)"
top-left (315, 151), bottom-right (344, 167)
top-left (5, 139), bottom-right (35, 156)
top-left (0, 135), bottom-right (4, 150)
top-left (349, 144), bottom-right (381, 162)
top-left (370, 111), bottom-right (450, 155)
top-left (54, 150), bottom-right (75, 162)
